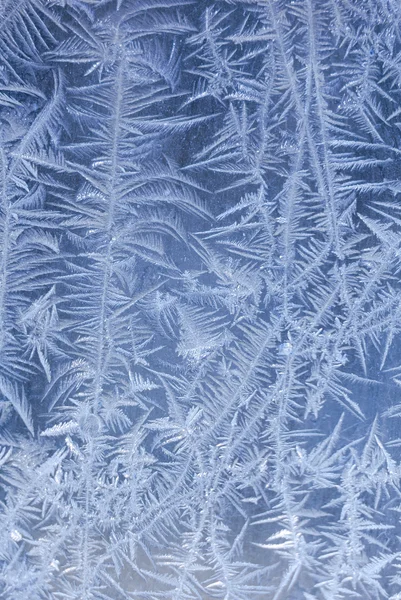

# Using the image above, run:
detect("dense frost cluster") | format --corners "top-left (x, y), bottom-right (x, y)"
top-left (1, 1), bottom-right (401, 599)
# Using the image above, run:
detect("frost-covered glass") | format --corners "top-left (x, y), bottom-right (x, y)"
top-left (0, 1), bottom-right (400, 599)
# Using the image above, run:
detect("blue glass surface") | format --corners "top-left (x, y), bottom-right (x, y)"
top-left (0, 1), bottom-right (400, 598)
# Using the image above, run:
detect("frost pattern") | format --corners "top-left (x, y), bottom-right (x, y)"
top-left (1, 1), bottom-right (401, 599)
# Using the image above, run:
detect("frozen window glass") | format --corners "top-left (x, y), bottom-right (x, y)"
top-left (0, 1), bottom-right (400, 599)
